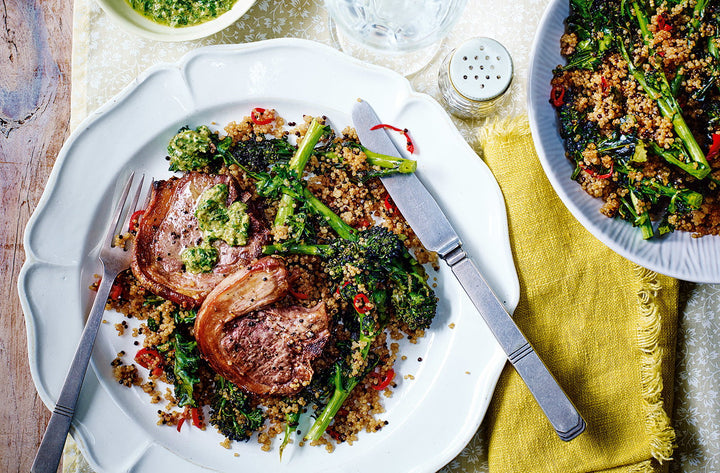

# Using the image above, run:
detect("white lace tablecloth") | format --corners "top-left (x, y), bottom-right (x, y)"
top-left (67, 0), bottom-right (720, 471)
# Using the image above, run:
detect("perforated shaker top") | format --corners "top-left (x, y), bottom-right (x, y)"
top-left (449, 37), bottom-right (513, 102)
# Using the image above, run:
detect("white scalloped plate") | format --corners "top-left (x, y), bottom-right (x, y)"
top-left (529, 0), bottom-right (720, 283)
top-left (19, 39), bottom-right (518, 473)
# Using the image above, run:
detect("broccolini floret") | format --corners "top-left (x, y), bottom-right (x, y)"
top-left (229, 134), bottom-right (295, 173)
top-left (209, 376), bottom-right (264, 442)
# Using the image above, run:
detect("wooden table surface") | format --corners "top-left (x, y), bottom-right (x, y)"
top-left (2, 0), bottom-right (72, 470)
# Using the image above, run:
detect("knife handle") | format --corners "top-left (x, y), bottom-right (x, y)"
top-left (445, 248), bottom-right (586, 441)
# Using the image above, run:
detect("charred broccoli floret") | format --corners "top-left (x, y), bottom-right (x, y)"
top-left (388, 255), bottom-right (437, 330)
top-left (209, 376), bottom-right (264, 442)
top-left (229, 134), bottom-right (295, 173)
top-left (324, 225), bottom-right (405, 280)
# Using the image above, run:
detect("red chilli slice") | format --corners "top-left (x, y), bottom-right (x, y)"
top-left (707, 133), bottom-right (720, 160)
top-left (250, 107), bottom-right (273, 126)
top-left (657, 14), bottom-right (672, 32)
top-left (289, 288), bottom-right (309, 300)
top-left (355, 217), bottom-right (371, 229)
top-left (134, 347), bottom-right (164, 371)
top-left (384, 194), bottom-right (397, 214)
top-left (600, 76), bottom-right (609, 95)
top-left (550, 85), bottom-right (566, 107)
top-left (128, 209), bottom-right (145, 233)
top-left (353, 293), bottom-right (370, 313)
top-left (580, 161), bottom-right (614, 179)
top-left (190, 407), bottom-right (202, 429)
top-left (370, 124), bottom-right (415, 154)
top-left (372, 368), bottom-right (395, 390)
top-left (109, 282), bottom-right (123, 300)
top-left (335, 281), bottom-right (351, 295)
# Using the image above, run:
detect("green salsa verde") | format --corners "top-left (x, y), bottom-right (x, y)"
top-left (168, 126), bottom-right (215, 171)
top-left (180, 184), bottom-right (251, 274)
top-left (181, 245), bottom-right (218, 274)
top-left (127, 0), bottom-right (237, 27)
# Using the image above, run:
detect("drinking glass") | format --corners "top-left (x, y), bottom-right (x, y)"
top-left (325, 0), bottom-right (468, 75)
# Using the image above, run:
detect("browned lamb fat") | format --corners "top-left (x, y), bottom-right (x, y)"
top-left (131, 172), bottom-right (269, 309)
top-left (194, 256), bottom-right (330, 396)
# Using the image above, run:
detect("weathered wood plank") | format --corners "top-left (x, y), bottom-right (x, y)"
top-left (0, 0), bottom-right (72, 470)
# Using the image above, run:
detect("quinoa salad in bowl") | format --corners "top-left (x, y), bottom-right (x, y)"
top-left (528, 1), bottom-right (720, 281)
top-left (102, 108), bottom-right (440, 455)
top-left (550, 0), bottom-right (720, 239)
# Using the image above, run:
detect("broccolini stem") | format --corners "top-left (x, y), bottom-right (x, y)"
top-left (650, 182), bottom-right (703, 209)
top-left (629, 1), bottom-right (652, 45)
top-left (305, 366), bottom-right (351, 442)
top-left (305, 329), bottom-right (375, 442)
top-left (302, 188), bottom-right (358, 241)
top-left (262, 242), bottom-right (329, 256)
top-left (622, 191), bottom-right (655, 240)
top-left (618, 40), bottom-right (711, 178)
top-left (615, 160), bottom-right (704, 210)
top-left (275, 118), bottom-right (327, 228)
top-left (362, 146), bottom-right (417, 173)
top-left (279, 409), bottom-right (301, 460)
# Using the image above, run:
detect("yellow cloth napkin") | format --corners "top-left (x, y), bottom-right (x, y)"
top-left (477, 116), bottom-right (678, 473)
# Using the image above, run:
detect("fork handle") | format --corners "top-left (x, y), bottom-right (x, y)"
top-left (31, 266), bottom-right (116, 473)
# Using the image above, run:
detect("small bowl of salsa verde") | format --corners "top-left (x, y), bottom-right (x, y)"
top-left (96, 0), bottom-right (256, 41)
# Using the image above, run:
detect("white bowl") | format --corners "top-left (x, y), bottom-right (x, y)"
top-left (527, 0), bottom-right (720, 283)
top-left (95, 0), bottom-right (256, 42)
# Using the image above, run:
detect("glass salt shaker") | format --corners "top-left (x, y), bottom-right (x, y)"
top-left (438, 37), bottom-right (513, 118)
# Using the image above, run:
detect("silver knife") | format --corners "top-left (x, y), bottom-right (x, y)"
top-left (352, 99), bottom-right (586, 441)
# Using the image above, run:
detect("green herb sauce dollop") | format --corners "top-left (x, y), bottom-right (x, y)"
top-left (180, 183), bottom-right (251, 274)
top-left (127, 0), bottom-right (237, 28)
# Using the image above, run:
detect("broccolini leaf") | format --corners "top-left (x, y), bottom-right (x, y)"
top-left (173, 332), bottom-right (201, 407)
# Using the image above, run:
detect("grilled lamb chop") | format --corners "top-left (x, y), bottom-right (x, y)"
top-left (131, 172), bottom-right (269, 308)
top-left (194, 256), bottom-right (330, 396)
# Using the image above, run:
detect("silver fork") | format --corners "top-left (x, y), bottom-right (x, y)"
top-left (31, 172), bottom-right (149, 473)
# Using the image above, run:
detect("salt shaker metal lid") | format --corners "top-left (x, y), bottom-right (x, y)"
top-left (449, 37), bottom-right (513, 101)
top-left (439, 37), bottom-right (514, 118)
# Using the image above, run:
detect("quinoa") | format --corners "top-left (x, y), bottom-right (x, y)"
top-left (104, 109), bottom-right (438, 452)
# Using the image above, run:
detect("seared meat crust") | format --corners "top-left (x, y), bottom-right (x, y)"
top-left (194, 256), bottom-right (330, 396)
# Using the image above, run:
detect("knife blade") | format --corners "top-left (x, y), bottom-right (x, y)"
top-left (352, 99), bottom-right (585, 441)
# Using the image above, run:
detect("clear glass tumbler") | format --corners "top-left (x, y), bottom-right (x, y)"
top-left (325, 0), bottom-right (468, 54)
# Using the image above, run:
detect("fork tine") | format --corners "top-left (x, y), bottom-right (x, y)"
top-left (142, 178), bottom-right (154, 209)
top-left (103, 172), bottom-right (135, 249)
top-left (120, 173), bottom-right (147, 233)
top-left (128, 174), bottom-right (145, 213)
